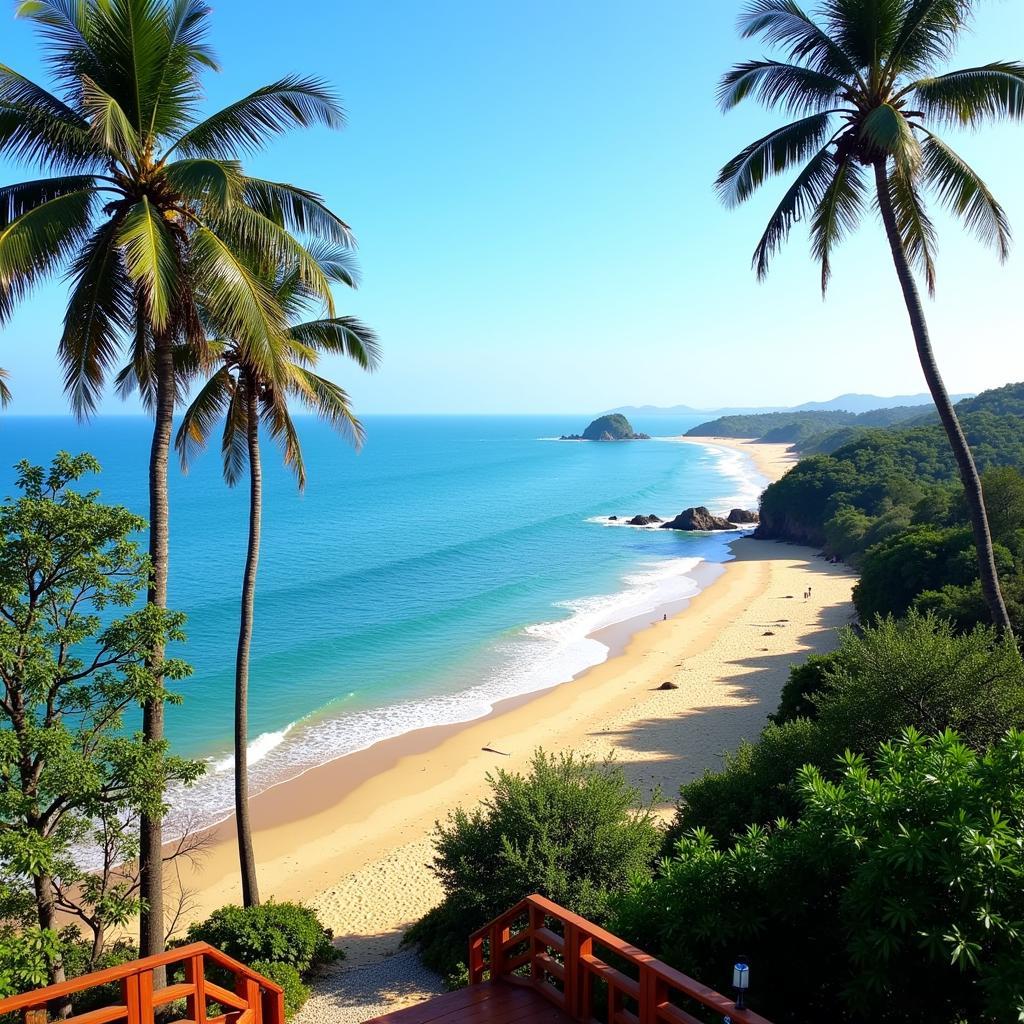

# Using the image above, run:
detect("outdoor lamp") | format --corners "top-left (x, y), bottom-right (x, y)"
top-left (732, 957), bottom-right (750, 1011)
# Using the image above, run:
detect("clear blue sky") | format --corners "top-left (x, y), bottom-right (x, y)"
top-left (1, 1), bottom-right (1022, 415)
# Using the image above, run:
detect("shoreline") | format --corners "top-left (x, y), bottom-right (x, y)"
top-left (174, 437), bottom-right (862, 982)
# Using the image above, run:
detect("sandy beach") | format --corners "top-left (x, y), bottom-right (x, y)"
top-left (177, 437), bottom-right (856, 1012)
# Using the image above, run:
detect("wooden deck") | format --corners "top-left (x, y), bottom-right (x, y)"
top-left (364, 981), bottom-right (572, 1022)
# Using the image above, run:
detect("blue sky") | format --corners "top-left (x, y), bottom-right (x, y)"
top-left (1, 0), bottom-right (1022, 415)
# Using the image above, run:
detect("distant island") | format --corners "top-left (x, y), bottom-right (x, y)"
top-left (561, 414), bottom-right (651, 441)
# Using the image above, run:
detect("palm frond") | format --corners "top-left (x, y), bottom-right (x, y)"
top-left (716, 113), bottom-right (835, 206)
top-left (0, 188), bottom-right (94, 324)
top-left (260, 392), bottom-right (307, 489)
top-left (289, 316), bottom-right (381, 371)
top-left (161, 158), bottom-right (243, 210)
top-left (751, 144), bottom-right (835, 279)
top-left (241, 177), bottom-right (354, 246)
top-left (15, 1), bottom-right (96, 69)
top-left (920, 131), bottom-right (1011, 260)
top-left (0, 367), bottom-right (11, 408)
top-left (718, 60), bottom-right (847, 113)
top-left (221, 379), bottom-right (249, 486)
top-left (117, 196), bottom-right (180, 330)
top-left (285, 366), bottom-right (364, 453)
top-left (859, 103), bottom-right (922, 175)
top-left (737, 1), bottom-right (861, 80)
top-left (175, 364), bottom-right (233, 470)
top-left (145, 0), bottom-right (219, 139)
top-left (811, 155), bottom-right (868, 292)
top-left (302, 239), bottom-right (359, 288)
top-left (0, 64), bottom-right (99, 170)
top-left (209, 204), bottom-right (337, 314)
top-left (80, 74), bottom-right (142, 159)
top-left (0, 176), bottom-right (97, 228)
top-left (60, 216), bottom-right (134, 418)
top-left (885, 0), bottom-right (973, 79)
top-left (170, 76), bottom-right (345, 158)
top-left (189, 224), bottom-right (291, 379)
top-left (911, 62), bottom-right (1024, 126)
top-left (820, 0), bottom-right (905, 71)
top-left (887, 166), bottom-right (938, 294)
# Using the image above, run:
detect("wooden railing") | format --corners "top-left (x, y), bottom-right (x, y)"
top-left (468, 894), bottom-right (772, 1024)
top-left (0, 943), bottom-right (285, 1024)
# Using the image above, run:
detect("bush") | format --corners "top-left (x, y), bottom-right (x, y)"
top-left (406, 750), bottom-right (662, 978)
top-left (673, 612), bottom-right (1024, 842)
top-left (249, 961), bottom-right (309, 1019)
top-left (185, 902), bottom-right (339, 975)
top-left (613, 729), bottom-right (1024, 1024)
top-left (769, 651), bottom-right (844, 724)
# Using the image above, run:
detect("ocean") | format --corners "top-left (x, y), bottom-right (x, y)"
top-left (0, 414), bottom-right (764, 833)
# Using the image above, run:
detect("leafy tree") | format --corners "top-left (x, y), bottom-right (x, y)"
top-left (1, 0), bottom-right (350, 953)
top-left (173, 253), bottom-right (378, 906)
top-left (0, 454), bottom-right (201, 986)
top-left (407, 750), bottom-right (661, 979)
top-left (614, 729), bottom-right (1024, 1024)
top-left (718, 0), bottom-right (1024, 633)
top-left (672, 612), bottom-right (1024, 842)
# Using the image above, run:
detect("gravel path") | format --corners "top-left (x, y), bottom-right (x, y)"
top-left (296, 950), bottom-right (445, 1024)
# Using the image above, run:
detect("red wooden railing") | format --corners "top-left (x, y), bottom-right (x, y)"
top-left (469, 894), bottom-right (772, 1024)
top-left (0, 943), bottom-right (285, 1024)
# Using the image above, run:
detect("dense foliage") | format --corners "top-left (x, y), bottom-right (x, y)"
top-left (686, 405), bottom-right (932, 446)
top-left (614, 729), bottom-right (1024, 1024)
top-left (185, 902), bottom-right (338, 975)
top-left (183, 901), bottom-right (338, 1018)
top-left (0, 455), bottom-right (200, 985)
top-left (672, 613), bottom-right (1024, 843)
top-left (407, 751), bottom-right (661, 980)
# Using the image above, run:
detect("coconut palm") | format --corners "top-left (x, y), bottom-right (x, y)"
top-left (0, 0), bottom-right (351, 954)
top-left (718, 0), bottom-right (1024, 634)
top-left (171, 248), bottom-right (379, 906)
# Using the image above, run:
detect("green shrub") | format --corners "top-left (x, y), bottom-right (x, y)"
top-left (673, 612), bottom-right (1024, 842)
top-left (614, 729), bottom-right (1024, 1024)
top-left (406, 750), bottom-right (662, 978)
top-left (770, 651), bottom-right (844, 724)
top-left (249, 961), bottom-right (309, 1019)
top-left (186, 902), bottom-right (339, 975)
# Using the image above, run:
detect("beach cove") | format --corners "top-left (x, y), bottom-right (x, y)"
top-left (177, 439), bottom-right (857, 1012)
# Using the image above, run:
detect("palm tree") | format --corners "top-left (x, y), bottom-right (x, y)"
top-left (173, 248), bottom-right (379, 905)
top-left (718, 0), bottom-right (1023, 634)
top-left (0, 369), bottom-right (10, 407)
top-left (0, 0), bottom-right (351, 955)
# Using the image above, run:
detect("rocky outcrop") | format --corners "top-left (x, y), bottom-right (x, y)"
top-left (627, 514), bottom-right (662, 526)
top-left (727, 508), bottom-right (760, 524)
top-left (660, 506), bottom-right (736, 532)
top-left (561, 414), bottom-right (650, 441)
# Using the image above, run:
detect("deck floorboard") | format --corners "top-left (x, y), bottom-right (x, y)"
top-left (362, 983), bottom-right (573, 1023)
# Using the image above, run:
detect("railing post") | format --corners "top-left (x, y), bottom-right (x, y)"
top-left (185, 954), bottom-right (208, 1024)
top-left (137, 966), bottom-right (154, 1024)
top-left (121, 975), bottom-right (140, 1024)
top-left (260, 988), bottom-right (285, 1024)
top-left (236, 973), bottom-right (262, 1024)
top-left (638, 965), bottom-right (658, 1024)
top-left (578, 933), bottom-right (593, 1021)
top-left (23, 1008), bottom-right (47, 1024)
top-left (468, 934), bottom-right (485, 985)
top-left (488, 920), bottom-right (507, 983)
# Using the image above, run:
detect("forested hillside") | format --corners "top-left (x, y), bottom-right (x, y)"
top-left (756, 383), bottom-right (1024, 633)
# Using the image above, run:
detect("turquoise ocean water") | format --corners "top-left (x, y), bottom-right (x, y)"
top-left (0, 414), bottom-right (764, 831)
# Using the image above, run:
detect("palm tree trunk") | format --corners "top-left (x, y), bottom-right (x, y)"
top-left (873, 159), bottom-right (1013, 635)
top-left (235, 372), bottom-right (262, 906)
top-left (139, 329), bottom-right (174, 961)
